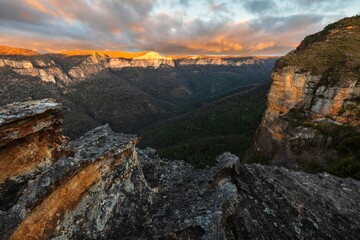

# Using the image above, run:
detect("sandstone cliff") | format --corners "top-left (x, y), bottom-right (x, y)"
top-left (255, 16), bottom-right (360, 173)
top-left (1, 99), bottom-right (360, 239)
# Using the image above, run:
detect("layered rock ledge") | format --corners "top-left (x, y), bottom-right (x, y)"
top-left (1, 99), bottom-right (360, 240)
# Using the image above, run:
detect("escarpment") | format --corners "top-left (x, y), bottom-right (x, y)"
top-left (255, 16), bottom-right (360, 169)
top-left (1, 98), bottom-right (360, 239)
top-left (0, 48), bottom-right (275, 84)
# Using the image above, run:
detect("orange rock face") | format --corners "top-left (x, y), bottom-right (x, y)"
top-left (255, 64), bottom-right (360, 163)
top-left (10, 163), bottom-right (101, 240)
top-left (0, 99), bottom-right (67, 182)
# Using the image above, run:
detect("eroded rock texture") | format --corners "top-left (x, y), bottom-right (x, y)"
top-left (1, 99), bottom-right (360, 240)
top-left (0, 99), bottom-right (150, 240)
top-left (138, 151), bottom-right (360, 239)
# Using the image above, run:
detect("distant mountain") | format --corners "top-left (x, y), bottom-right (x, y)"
top-left (0, 46), bottom-right (277, 138)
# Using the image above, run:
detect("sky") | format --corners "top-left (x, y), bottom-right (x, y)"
top-left (0, 0), bottom-right (359, 56)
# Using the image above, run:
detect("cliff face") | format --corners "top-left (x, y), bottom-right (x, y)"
top-left (0, 57), bottom-right (70, 83)
top-left (1, 98), bottom-right (360, 240)
top-left (176, 56), bottom-right (268, 66)
top-left (0, 99), bottom-right (67, 184)
top-left (255, 16), bottom-right (360, 165)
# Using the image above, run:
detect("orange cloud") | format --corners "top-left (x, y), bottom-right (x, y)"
top-left (253, 41), bottom-right (276, 51)
top-left (186, 36), bottom-right (243, 53)
top-left (112, 28), bottom-right (122, 34)
top-left (20, 11), bottom-right (36, 21)
top-left (129, 25), bottom-right (146, 33)
top-left (23, 0), bottom-right (56, 16)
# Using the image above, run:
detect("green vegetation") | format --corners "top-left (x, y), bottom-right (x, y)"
top-left (139, 84), bottom-right (269, 168)
top-left (277, 16), bottom-right (360, 87)
top-left (298, 122), bottom-right (360, 180)
top-left (242, 146), bottom-right (271, 165)
top-left (328, 157), bottom-right (360, 180)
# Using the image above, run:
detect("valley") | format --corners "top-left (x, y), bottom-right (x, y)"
top-left (0, 48), bottom-right (276, 144)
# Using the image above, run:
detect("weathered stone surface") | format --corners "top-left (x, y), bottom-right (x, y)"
top-left (232, 164), bottom-right (360, 239)
top-left (139, 152), bottom-right (239, 239)
top-left (1, 99), bottom-right (360, 240)
top-left (137, 151), bottom-right (360, 239)
top-left (0, 100), bottom-right (150, 239)
top-left (0, 99), bottom-right (66, 183)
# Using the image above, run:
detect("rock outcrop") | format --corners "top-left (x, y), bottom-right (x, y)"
top-left (1, 99), bottom-right (360, 240)
top-left (255, 16), bottom-right (360, 167)
top-left (0, 99), bottom-right (150, 239)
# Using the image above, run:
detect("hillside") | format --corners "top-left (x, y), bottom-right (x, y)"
top-left (255, 16), bottom-right (360, 180)
top-left (139, 84), bottom-right (270, 167)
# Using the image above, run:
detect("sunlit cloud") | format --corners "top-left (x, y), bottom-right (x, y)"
top-left (0, 0), bottom-right (359, 55)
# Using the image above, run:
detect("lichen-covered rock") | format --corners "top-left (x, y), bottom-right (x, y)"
top-left (139, 152), bottom-right (240, 239)
top-left (138, 151), bottom-right (360, 239)
top-left (232, 164), bottom-right (360, 239)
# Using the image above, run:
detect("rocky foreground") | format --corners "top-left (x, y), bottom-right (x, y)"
top-left (1, 99), bottom-right (360, 239)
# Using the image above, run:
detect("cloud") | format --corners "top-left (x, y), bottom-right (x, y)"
top-left (179, 0), bottom-right (190, 7)
top-left (241, 0), bottom-right (277, 15)
top-left (290, 0), bottom-right (355, 10)
top-left (250, 14), bottom-right (324, 34)
top-left (0, 0), bottom-right (357, 55)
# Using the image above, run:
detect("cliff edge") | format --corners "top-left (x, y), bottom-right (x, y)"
top-left (255, 16), bottom-right (360, 176)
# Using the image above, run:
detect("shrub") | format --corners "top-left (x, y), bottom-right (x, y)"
top-left (328, 157), bottom-right (360, 180)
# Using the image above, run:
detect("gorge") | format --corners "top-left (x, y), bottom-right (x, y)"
top-left (1, 15), bottom-right (360, 240)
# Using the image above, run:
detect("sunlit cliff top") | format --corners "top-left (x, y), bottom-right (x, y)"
top-left (277, 15), bottom-right (360, 76)
top-left (0, 45), bottom-right (40, 56)
top-left (60, 50), bottom-right (153, 59)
